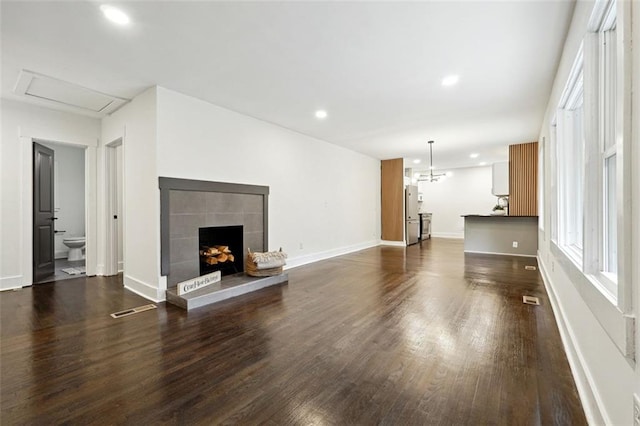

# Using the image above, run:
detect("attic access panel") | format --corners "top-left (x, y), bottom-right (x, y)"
top-left (14, 70), bottom-right (128, 114)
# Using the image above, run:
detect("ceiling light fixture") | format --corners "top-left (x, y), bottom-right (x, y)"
top-left (315, 110), bottom-right (327, 119)
top-left (100, 5), bottom-right (130, 25)
top-left (417, 141), bottom-right (446, 183)
top-left (413, 159), bottom-right (421, 164)
top-left (470, 153), bottom-right (479, 158)
top-left (441, 75), bottom-right (459, 87)
top-left (479, 162), bottom-right (487, 166)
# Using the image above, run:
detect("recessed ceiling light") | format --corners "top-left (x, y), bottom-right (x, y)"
top-left (315, 110), bottom-right (327, 119)
top-left (470, 153), bottom-right (479, 158)
top-left (100, 5), bottom-right (130, 25)
top-left (441, 75), bottom-right (459, 87)
top-left (479, 162), bottom-right (487, 166)
top-left (413, 159), bottom-right (421, 164)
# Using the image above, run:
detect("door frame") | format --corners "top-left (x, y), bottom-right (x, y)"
top-left (22, 136), bottom-right (97, 286)
top-left (104, 138), bottom-right (124, 277)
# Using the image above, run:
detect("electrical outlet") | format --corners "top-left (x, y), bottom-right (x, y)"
top-left (633, 393), bottom-right (640, 426)
top-left (552, 261), bottom-right (555, 272)
top-left (512, 241), bottom-right (518, 248)
top-left (299, 242), bottom-right (304, 250)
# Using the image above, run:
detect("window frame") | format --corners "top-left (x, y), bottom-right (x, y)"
top-left (555, 48), bottom-right (585, 268)
top-left (582, 0), bottom-right (620, 300)
top-left (548, 0), bottom-right (633, 360)
top-left (537, 137), bottom-right (544, 232)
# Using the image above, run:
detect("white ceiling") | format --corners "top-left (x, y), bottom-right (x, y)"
top-left (1, 1), bottom-right (574, 170)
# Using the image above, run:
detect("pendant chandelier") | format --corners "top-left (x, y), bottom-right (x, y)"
top-left (417, 140), bottom-right (446, 182)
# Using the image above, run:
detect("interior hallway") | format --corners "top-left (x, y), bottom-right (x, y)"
top-left (0, 239), bottom-right (585, 424)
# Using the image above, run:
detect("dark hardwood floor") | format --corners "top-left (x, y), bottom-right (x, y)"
top-left (1, 239), bottom-right (586, 425)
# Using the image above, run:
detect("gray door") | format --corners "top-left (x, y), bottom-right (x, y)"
top-left (33, 142), bottom-right (55, 282)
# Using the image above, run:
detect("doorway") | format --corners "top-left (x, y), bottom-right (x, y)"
top-left (32, 141), bottom-right (87, 283)
top-left (105, 139), bottom-right (124, 276)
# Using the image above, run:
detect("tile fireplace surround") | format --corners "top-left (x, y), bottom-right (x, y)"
top-left (159, 178), bottom-right (269, 287)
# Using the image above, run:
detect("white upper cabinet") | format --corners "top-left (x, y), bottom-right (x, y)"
top-left (492, 161), bottom-right (509, 196)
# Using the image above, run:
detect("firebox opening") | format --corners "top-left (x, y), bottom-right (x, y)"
top-left (199, 225), bottom-right (244, 277)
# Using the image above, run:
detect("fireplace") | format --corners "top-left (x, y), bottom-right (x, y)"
top-left (199, 225), bottom-right (243, 277)
top-left (159, 178), bottom-right (269, 287)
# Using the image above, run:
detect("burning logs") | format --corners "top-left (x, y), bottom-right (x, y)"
top-left (200, 245), bottom-right (235, 265)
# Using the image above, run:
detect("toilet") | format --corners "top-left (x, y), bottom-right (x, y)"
top-left (63, 237), bottom-right (86, 261)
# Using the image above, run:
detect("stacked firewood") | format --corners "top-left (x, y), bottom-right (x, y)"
top-left (200, 245), bottom-right (235, 265)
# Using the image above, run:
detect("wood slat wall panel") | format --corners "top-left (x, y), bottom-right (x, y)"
top-left (381, 159), bottom-right (404, 241)
top-left (509, 142), bottom-right (538, 216)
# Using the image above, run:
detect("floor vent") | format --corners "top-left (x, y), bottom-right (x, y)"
top-left (525, 265), bottom-right (537, 271)
top-left (522, 296), bottom-right (540, 305)
top-left (111, 304), bottom-right (157, 319)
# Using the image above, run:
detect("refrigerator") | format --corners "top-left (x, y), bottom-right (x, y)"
top-left (405, 185), bottom-right (420, 245)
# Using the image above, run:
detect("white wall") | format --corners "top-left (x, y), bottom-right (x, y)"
top-left (0, 99), bottom-right (99, 290)
top-left (417, 166), bottom-right (496, 238)
top-left (42, 142), bottom-right (86, 259)
top-left (632, 0), bottom-right (640, 410)
top-left (156, 87), bottom-right (381, 268)
top-left (101, 87), bottom-right (162, 301)
top-left (536, 1), bottom-right (638, 424)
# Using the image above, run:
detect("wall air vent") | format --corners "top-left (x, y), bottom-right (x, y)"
top-left (13, 70), bottom-right (129, 116)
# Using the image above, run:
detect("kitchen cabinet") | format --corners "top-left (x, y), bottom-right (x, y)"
top-left (492, 161), bottom-right (509, 196)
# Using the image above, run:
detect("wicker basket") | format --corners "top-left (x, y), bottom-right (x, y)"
top-left (245, 248), bottom-right (286, 277)
top-left (245, 261), bottom-right (283, 277)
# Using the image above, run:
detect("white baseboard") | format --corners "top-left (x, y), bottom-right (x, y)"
top-left (285, 240), bottom-right (380, 270)
top-left (464, 250), bottom-right (537, 258)
top-left (55, 250), bottom-right (68, 260)
top-left (0, 275), bottom-right (24, 291)
top-left (96, 264), bottom-right (106, 276)
top-left (537, 255), bottom-right (607, 426)
top-left (431, 232), bottom-right (464, 239)
top-left (96, 263), bottom-right (125, 275)
top-left (124, 275), bottom-right (164, 303)
top-left (380, 240), bottom-right (406, 247)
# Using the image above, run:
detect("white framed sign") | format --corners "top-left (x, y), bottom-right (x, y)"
top-left (177, 271), bottom-right (221, 296)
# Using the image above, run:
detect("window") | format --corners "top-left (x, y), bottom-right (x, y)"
top-left (538, 138), bottom-right (544, 231)
top-left (549, 124), bottom-right (558, 243)
top-left (547, 0), bottom-right (633, 359)
top-left (597, 10), bottom-right (618, 283)
top-left (603, 154), bottom-right (617, 274)
top-left (555, 53), bottom-right (584, 265)
top-left (554, 0), bottom-right (623, 298)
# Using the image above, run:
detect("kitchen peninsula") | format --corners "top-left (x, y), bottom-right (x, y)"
top-left (462, 215), bottom-right (538, 257)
